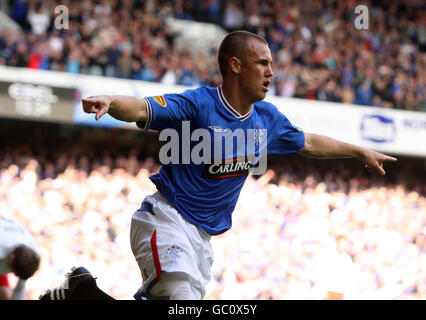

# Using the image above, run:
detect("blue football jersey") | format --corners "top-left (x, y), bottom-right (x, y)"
top-left (137, 86), bottom-right (305, 235)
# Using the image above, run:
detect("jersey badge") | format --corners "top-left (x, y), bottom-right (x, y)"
top-left (254, 126), bottom-right (266, 146)
top-left (153, 95), bottom-right (167, 107)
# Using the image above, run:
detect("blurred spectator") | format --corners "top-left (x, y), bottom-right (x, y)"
top-left (27, 2), bottom-right (51, 36)
top-left (223, 1), bottom-right (245, 31)
top-left (318, 79), bottom-right (341, 103)
top-left (115, 47), bottom-right (132, 78)
top-left (0, 0), bottom-right (424, 110)
top-left (355, 81), bottom-right (374, 106)
top-left (0, 120), bottom-right (424, 300)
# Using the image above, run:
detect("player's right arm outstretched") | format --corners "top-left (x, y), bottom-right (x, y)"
top-left (82, 95), bottom-right (148, 123)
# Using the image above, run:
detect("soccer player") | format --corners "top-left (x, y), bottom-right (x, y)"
top-left (40, 31), bottom-right (396, 300)
top-left (0, 217), bottom-right (40, 300)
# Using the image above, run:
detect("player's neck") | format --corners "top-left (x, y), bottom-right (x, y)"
top-left (220, 82), bottom-right (253, 116)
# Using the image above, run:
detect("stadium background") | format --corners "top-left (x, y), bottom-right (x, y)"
top-left (0, 0), bottom-right (425, 299)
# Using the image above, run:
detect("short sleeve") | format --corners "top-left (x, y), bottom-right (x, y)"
top-left (267, 107), bottom-right (305, 155)
top-left (136, 90), bottom-right (199, 131)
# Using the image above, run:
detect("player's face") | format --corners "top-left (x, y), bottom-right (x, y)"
top-left (240, 40), bottom-right (274, 102)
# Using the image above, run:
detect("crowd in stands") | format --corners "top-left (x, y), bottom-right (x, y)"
top-left (0, 0), bottom-right (425, 111)
top-left (0, 120), bottom-right (424, 299)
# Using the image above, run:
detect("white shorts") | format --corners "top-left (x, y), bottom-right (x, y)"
top-left (130, 192), bottom-right (213, 299)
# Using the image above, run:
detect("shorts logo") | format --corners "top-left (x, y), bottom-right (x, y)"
top-left (153, 95), bottom-right (167, 107)
top-left (166, 245), bottom-right (183, 260)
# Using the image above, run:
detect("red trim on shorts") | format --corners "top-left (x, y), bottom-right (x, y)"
top-left (0, 274), bottom-right (9, 287)
top-left (150, 230), bottom-right (162, 279)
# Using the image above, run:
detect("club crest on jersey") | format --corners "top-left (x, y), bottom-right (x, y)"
top-left (254, 127), bottom-right (266, 146)
top-left (153, 95), bottom-right (167, 107)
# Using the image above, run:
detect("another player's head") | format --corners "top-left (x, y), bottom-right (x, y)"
top-left (8, 245), bottom-right (40, 280)
top-left (218, 30), bottom-right (274, 102)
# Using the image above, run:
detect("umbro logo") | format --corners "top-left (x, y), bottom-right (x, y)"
top-left (208, 126), bottom-right (230, 133)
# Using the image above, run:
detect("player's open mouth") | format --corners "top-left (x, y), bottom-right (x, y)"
top-left (263, 81), bottom-right (270, 91)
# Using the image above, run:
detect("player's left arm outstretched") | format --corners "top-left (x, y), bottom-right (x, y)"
top-left (300, 133), bottom-right (397, 175)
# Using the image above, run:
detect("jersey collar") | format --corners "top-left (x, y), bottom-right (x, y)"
top-left (217, 85), bottom-right (253, 121)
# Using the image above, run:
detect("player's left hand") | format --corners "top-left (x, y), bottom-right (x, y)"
top-left (362, 150), bottom-right (397, 175)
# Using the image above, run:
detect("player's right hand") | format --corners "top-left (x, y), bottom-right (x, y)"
top-left (81, 95), bottom-right (112, 121)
